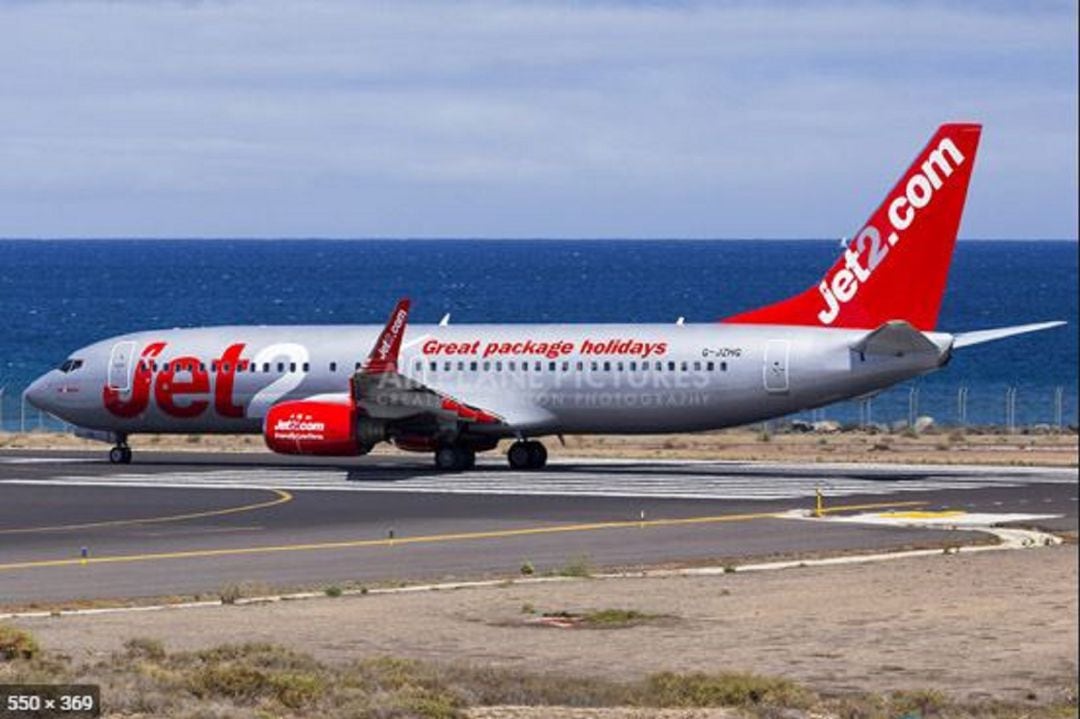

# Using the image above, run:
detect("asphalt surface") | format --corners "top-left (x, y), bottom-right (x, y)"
top-left (0, 449), bottom-right (1076, 604)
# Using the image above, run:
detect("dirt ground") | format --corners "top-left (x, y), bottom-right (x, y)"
top-left (14, 545), bottom-right (1077, 704)
top-left (2, 427), bottom-right (1077, 466)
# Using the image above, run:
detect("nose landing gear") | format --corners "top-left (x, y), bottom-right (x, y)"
top-left (108, 436), bottom-right (132, 464)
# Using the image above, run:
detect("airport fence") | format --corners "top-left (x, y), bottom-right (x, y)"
top-left (0, 380), bottom-right (1076, 435)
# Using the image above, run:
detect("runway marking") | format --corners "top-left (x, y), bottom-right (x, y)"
top-left (0, 499), bottom-right (925, 572)
top-left (2, 463), bottom-right (1073, 500)
top-left (0, 489), bottom-right (292, 535)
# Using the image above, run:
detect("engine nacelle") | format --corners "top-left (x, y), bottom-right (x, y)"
top-left (264, 400), bottom-right (382, 456)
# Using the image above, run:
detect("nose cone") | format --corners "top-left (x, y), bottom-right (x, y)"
top-left (24, 372), bottom-right (54, 412)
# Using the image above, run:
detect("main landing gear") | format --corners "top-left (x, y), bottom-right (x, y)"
top-left (434, 445), bottom-right (476, 472)
top-left (507, 440), bottom-right (547, 470)
top-left (108, 437), bottom-right (132, 465)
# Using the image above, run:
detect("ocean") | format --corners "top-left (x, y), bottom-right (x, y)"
top-left (0, 239), bottom-right (1076, 429)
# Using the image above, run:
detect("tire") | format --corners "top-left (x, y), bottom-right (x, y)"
top-left (435, 447), bottom-right (460, 471)
top-left (460, 448), bottom-right (476, 470)
top-left (109, 447), bottom-right (126, 464)
top-left (507, 442), bottom-right (531, 470)
top-left (525, 441), bottom-right (547, 469)
top-left (121, 447), bottom-right (133, 464)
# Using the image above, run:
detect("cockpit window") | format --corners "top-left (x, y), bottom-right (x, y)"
top-left (58, 359), bottom-right (84, 373)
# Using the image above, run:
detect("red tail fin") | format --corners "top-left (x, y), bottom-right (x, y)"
top-left (724, 123), bottom-right (981, 331)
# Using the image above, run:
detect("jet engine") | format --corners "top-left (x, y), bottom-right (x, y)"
top-left (263, 399), bottom-right (384, 456)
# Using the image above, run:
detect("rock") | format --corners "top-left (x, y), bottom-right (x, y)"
top-left (812, 420), bottom-right (841, 433)
top-left (789, 420), bottom-right (814, 433)
top-left (914, 415), bottom-right (936, 433)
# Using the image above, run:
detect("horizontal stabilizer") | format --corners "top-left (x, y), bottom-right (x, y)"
top-left (953, 321), bottom-right (1066, 349)
top-left (851, 320), bottom-right (942, 356)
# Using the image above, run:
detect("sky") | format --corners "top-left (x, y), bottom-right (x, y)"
top-left (0, 1), bottom-right (1076, 239)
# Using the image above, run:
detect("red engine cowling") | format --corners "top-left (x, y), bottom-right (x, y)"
top-left (264, 400), bottom-right (361, 456)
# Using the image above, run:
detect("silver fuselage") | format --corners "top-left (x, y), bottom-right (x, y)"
top-left (27, 322), bottom-right (951, 437)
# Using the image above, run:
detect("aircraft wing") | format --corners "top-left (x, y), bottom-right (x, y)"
top-left (350, 299), bottom-right (516, 431)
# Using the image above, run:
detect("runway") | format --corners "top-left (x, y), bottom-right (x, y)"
top-left (0, 449), bottom-right (1075, 604)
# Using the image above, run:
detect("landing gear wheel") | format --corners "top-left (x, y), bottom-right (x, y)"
top-left (434, 446), bottom-right (475, 472)
top-left (109, 446), bottom-right (132, 464)
top-left (507, 442), bottom-right (532, 470)
top-left (525, 441), bottom-right (547, 469)
top-left (508, 441), bottom-right (546, 470)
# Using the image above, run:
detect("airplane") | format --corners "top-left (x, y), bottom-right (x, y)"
top-left (25, 123), bottom-right (1065, 470)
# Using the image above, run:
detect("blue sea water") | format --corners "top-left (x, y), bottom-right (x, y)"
top-left (0, 239), bottom-right (1076, 429)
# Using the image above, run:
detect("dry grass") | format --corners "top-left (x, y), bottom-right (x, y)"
top-left (1, 625), bottom-right (1076, 719)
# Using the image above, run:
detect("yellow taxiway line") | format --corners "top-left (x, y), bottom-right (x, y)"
top-left (0, 499), bottom-right (926, 573)
top-left (0, 489), bottom-right (293, 535)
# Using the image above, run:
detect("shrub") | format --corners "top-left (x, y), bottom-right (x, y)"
top-left (0, 624), bottom-right (39, 661)
top-left (558, 555), bottom-right (592, 578)
top-left (641, 671), bottom-right (813, 709)
top-left (325, 585), bottom-right (343, 598)
top-left (124, 637), bottom-right (166, 661)
top-left (519, 560), bottom-right (535, 576)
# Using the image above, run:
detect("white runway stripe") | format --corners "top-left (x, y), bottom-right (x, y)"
top-left (1, 463), bottom-right (1073, 500)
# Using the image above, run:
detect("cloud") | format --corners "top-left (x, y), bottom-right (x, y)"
top-left (0, 0), bottom-right (1075, 238)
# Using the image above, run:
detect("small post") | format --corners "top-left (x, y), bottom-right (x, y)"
top-left (814, 486), bottom-right (825, 518)
top-left (0, 386), bottom-right (4, 432)
top-left (908, 385), bottom-right (919, 428)
top-left (387, 528), bottom-right (395, 546)
top-left (1054, 386), bottom-right (1064, 431)
top-left (20, 392), bottom-right (26, 433)
top-left (80, 547), bottom-right (89, 566)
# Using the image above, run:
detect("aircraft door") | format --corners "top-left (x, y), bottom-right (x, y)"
top-left (763, 339), bottom-right (790, 393)
top-left (107, 341), bottom-right (137, 391)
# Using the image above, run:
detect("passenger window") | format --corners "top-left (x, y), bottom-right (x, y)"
top-left (693, 361), bottom-right (701, 371)
top-left (302, 362), bottom-right (310, 372)
top-left (721, 361), bottom-right (728, 372)
top-left (457, 361), bottom-right (465, 371)
top-left (444, 361), bottom-right (451, 372)
top-left (707, 361), bottom-right (715, 371)
top-left (430, 362), bottom-right (437, 372)
top-left (414, 361), bottom-right (421, 372)
top-left (668, 362), bottom-right (676, 371)
top-left (603, 361), bottom-right (611, 372)
top-left (331, 362), bottom-right (338, 372)
top-left (590, 361), bottom-right (598, 371)
top-left (211, 362), bottom-right (219, 372)
top-left (534, 361), bottom-right (542, 371)
top-left (616, 362), bottom-right (624, 372)
top-left (483, 361), bottom-right (491, 371)
top-left (681, 361), bottom-right (688, 371)
top-left (629, 361), bottom-right (637, 371)
top-left (576, 361), bottom-right (584, 371)
top-left (277, 362), bottom-right (285, 372)
top-left (549, 362), bottom-right (557, 371)
top-left (509, 361), bottom-right (516, 371)
top-left (470, 361), bottom-right (478, 371)
top-left (263, 363), bottom-right (270, 373)
top-left (495, 361), bottom-right (503, 371)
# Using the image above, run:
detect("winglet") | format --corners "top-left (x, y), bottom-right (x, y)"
top-left (363, 298), bottom-right (411, 374)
